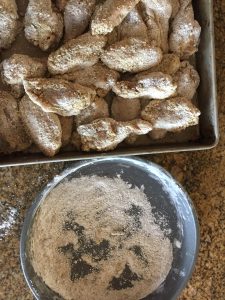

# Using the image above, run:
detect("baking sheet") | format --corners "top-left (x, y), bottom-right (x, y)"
top-left (0, 0), bottom-right (218, 166)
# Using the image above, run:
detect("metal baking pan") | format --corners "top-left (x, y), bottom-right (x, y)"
top-left (0, 0), bottom-right (218, 167)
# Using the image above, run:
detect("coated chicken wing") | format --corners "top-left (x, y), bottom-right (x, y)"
top-left (118, 7), bottom-right (148, 40)
top-left (23, 78), bottom-right (96, 116)
top-left (173, 61), bottom-right (200, 99)
top-left (171, 0), bottom-right (180, 18)
top-left (141, 97), bottom-right (200, 132)
top-left (63, 0), bottom-right (96, 41)
top-left (91, 0), bottom-right (141, 35)
top-left (75, 96), bottom-right (109, 126)
top-left (24, 0), bottom-right (63, 51)
top-left (77, 118), bottom-right (152, 151)
top-left (0, 91), bottom-right (31, 152)
top-left (20, 95), bottom-right (62, 156)
top-left (140, 0), bottom-right (172, 52)
top-left (140, 53), bottom-right (180, 75)
top-left (48, 33), bottom-right (107, 75)
top-left (0, 0), bottom-right (19, 49)
top-left (113, 72), bottom-right (176, 99)
top-left (1, 54), bottom-right (47, 98)
top-left (58, 116), bottom-right (73, 146)
top-left (169, 0), bottom-right (201, 59)
top-left (55, 63), bottom-right (120, 97)
top-left (101, 37), bottom-right (162, 73)
top-left (111, 96), bottom-right (141, 121)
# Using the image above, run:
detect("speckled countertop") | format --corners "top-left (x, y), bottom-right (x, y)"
top-left (0, 1), bottom-right (225, 300)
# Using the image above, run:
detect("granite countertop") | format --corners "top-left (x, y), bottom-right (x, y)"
top-left (0, 1), bottom-right (225, 299)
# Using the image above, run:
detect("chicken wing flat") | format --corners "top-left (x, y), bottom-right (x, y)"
top-left (75, 96), bottom-right (109, 126)
top-left (101, 37), bottom-right (162, 73)
top-left (63, 0), bottom-right (96, 41)
top-left (111, 96), bottom-right (141, 121)
top-left (113, 72), bottom-right (177, 99)
top-left (169, 0), bottom-right (201, 59)
top-left (140, 54), bottom-right (180, 75)
top-left (91, 0), bottom-right (141, 35)
top-left (173, 61), bottom-right (200, 99)
top-left (23, 78), bottom-right (96, 116)
top-left (56, 63), bottom-right (120, 97)
top-left (140, 0), bottom-right (172, 52)
top-left (77, 118), bottom-right (152, 151)
top-left (48, 33), bottom-right (107, 75)
top-left (58, 116), bottom-right (73, 147)
top-left (118, 7), bottom-right (148, 40)
top-left (141, 97), bottom-right (200, 132)
top-left (0, 0), bottom-right (19, 49)
top-left (1, 54), bottom-right (47, 98)
top-left (20, 95), bottom-right (62, 156)
top-left (24, 0), bottom-right (63, 51)
top-left (0, 91), bottom-right (31, 152)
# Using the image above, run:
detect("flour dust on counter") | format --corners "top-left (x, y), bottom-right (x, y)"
top-left (29, 175), bottom-right (173, 300)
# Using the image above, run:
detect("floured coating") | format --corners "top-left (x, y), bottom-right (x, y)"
top-left (48, 33), bottom-right (107, 75)
top-left (19, 95), bottom-right (62, 156)
top-left (101, 37), bottom-right (162, 73)
top-left (23, 78), bottom-right (96, 117)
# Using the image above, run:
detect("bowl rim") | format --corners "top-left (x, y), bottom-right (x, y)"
top-left (20, 156), bottom-right (200, 300)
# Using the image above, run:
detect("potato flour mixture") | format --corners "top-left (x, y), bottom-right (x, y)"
top-left (29, 176), bottom-right (173, 300)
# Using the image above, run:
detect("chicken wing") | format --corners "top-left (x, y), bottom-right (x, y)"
top-left (141, 97), bottom-right (200, 132)
top-left (0, 0), bottom-right (19, 49)
top-left (140, 0), bottom-right (172, 52)
top-left (55, 63), bottom-right (120, 97)
top-left (111, 96), bottom-right (141, 121)
top-left (20, 95), bottom-right (62, 156)
top-left (48, 33), bottom-right (107, 75)
top-left (169, 0), bottom-right (201, 59)
top-left (1, 54), bottom-right (47, 98)
top-left (77, 118), bottom-right (152, 151)
top-left (113, 72), bottom-right (177, 99)
top-left (173, 61), bottom-right (200, 99)
top-left (63, 0), bottom-right (96, 41)
top-left (58, 116), bottom-right (73, 147)
top-left (75, 96), bottom-right (109, 126)
top-left (140, 53), bottom-right (180, 75)
top-left (23, 78), bottom-right (96, 116)
top-left (118, 7), bottom-right (148, 40)
top-left (91, 0), bottom-right (141, 35)
top-left (24, 0), bottom-right (63, 51)
top-left (101, 37), bottom-right (162, 73)
top-left (0, 91), bottom-right (31, 152)
top-left (171, 0), bottom-right (180, 18)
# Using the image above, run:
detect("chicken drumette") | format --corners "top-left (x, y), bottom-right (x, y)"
top-left (1, 54), bottom-right (47, 98)
top-left (75, 96), bottom-right (109, 126)
top-left (62, 0), bottom-right (96, 41)
top-left (0, 0), bottom-right (19, 49)
top-left (55, 63), bottom-right (120, 97)
top-left (117, 7), bottom-right (148, 40)
top-left (111, 96), bottom-right (141, 121)
top-left (113, 72), bottom-right (177, 99)
top-left (24, 0), bottom-right (63, 51)
top-left (169, 0), bottom-right (201, 59)
top-left (101, 37), bottom-right (162, 73)
top-left (173, 61), bottom-right (200, 99)
top-left (20, 95), bottom-right (62, 156)
top-left (91, 0), bottom-right (141, 35)
top-left (48, 33), bottom-right (107, 75)
top-left (0, 91), bottom-right (31, 152)
top-left (77, 118), bottom-right (152, 151)
top-left (23, 78), bottom-right (96, 116)
top-left (141, 97), bottom-right (200, 133)
top-left (140, 0), bottom-right (172, 52)
top-left (140, 53), bottom-right (180, 75)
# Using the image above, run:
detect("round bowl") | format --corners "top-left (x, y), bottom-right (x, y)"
top-left (20, 157), bottom-right (199, 300)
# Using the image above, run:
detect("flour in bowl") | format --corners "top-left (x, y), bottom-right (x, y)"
top-left (29, 176), bottom-right (173, 300)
